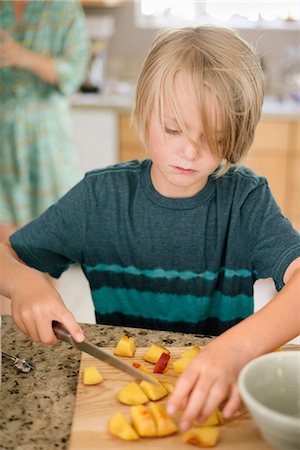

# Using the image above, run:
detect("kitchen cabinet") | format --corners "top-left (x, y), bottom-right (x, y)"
top-left (71, 106), bottom-right (118, 174)
top-left (287, 122), bottom-right (300, 231)
top-left (119, 113), bottom-right (300, 230)
top-left (119, 113), bottom-right (145, 162)
top-left (245, 119), bottom-right (300, 231)
top-left (244, 119), bottom-right (290, 215)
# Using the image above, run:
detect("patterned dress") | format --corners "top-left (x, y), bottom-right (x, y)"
top-left (0, 0), bottom-right (90, 226)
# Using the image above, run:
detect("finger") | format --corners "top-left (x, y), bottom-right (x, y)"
top-left (38, 319), bottom-right (59, 345)
top-left (58, 310), bottom-right (85, 342)
top-left (167, 361), bottom-right (200, 416)
top-left (222, 383), bottom-right (242, 419)
top-left (12, 315), bottom-right (31, 338)
top-left (11, 303), bottom-right (34, 339)
top-left (21, 312), bottom-right (41, 343)
top-left (17, 302), bottom-right (50, 343)
top-left (33, 308), bottom-right (59, 345)
top-left (178, 374), bottom-right (212, 430)
top-left (195, 380), bottom-right (228, 423)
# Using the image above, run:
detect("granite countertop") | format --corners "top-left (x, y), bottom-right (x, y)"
top-left (1, 315), bottom-right (213, 450)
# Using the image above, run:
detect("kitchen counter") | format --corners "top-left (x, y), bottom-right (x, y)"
top-left (70, 93), bottom-right (300, 119)
top-left (1, 315), bottom-right (213, 450)
top-left (70, 92), bottom-right (133, 112)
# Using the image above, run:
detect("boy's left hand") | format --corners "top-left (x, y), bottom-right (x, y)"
top-left (167, 342), bottom-right (245, 430)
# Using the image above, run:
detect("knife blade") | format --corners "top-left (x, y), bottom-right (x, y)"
top-left (52, 321), bottom-right (158, 385)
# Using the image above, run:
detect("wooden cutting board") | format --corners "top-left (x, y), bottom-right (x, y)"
top-left (68, 347), bottom-right (274, 450)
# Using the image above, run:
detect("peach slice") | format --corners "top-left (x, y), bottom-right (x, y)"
top-left (108, 412), bottom-right (139, 441)
top-left (143, 343), bottom-right (170, 364)
top-left (130, 405), bottom-right (156, 437)
top-left (153, 352), bottom-right (170, 373)
top-left (113, 335), bottom-right (136, 357)
top-left (140, 379), bottom-right (168, 401)
top-left (116, 382), bottom-right (149, 405)
top-left (182, 426), bottom-right (219, 447)
top-left (82, 365), bottom-right (103, 385)
top-left (149, 402), bottom-right (178, 437)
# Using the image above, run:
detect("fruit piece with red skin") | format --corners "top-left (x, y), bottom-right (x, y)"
top-left (132, 362), bottom-right (141, 368)
top-left (153, 352), bottom-right (170, 373)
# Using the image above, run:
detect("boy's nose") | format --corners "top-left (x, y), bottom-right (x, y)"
top-left (181, 141), bottom-right (200, 160)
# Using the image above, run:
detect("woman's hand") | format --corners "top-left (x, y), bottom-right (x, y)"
top-left (0, 29), bottom-right (58, 83)
top-left (10, 269), bottom-right (84, 345)
top-left (0, 29), bottom-right (29, 68)
top-left (167, 341), bottom-right (246, 430)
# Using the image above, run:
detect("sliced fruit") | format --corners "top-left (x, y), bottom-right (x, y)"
top-left (113, 335), bottom-right (136, 357)
top-left (174, 346), bottom-right (201, 373)
top-left (161, 381), bottom-right (175, 394)
top-left (194, 409), bottom-right (223, 427)
top-left (130, 405), bottom-right (156, 437)
top-left (140, 379), bottom-right (168, 401)
top-left (82, 365), bottom-right (103, 385)
top-left (143, 343), bottom-right (170, 364)
top-left (182, 426), bottom-right (219, 447)
top-left (153, 352), bottom-right (170, 373)
top-left (137, 363), bottom-right (151, 375)
top-left (149, 402), bottom-right (178, 437)
top-left (173, 356), bottom-right (192, 373)
top-left (181, 346), bottom-right (201, 359)
top-left (116, 382), bottom-right (149, 405)
top-left (108, 412), bottom-right (139, 441)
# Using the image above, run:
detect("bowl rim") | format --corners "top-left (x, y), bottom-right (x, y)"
top-left (238, 351), bottom-right (300, 428)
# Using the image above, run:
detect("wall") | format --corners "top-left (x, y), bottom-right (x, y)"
top-left (86, 1), bottom-right (299, 99)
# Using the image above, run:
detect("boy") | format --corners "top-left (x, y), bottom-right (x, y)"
top-left (1, 26), bottom-right (300, 430)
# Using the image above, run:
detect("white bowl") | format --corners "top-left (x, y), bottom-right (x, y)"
top-left (238, 351), bottom-right (300, 450)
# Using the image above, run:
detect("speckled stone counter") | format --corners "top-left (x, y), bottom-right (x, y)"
top-left (1, 316), bottom-right (213, 450)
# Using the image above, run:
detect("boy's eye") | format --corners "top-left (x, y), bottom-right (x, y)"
top-left (164, 126), bottom-right (181, 135)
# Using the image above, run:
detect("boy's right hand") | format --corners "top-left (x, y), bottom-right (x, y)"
top-left (10, 272), bottom-right (84, 345)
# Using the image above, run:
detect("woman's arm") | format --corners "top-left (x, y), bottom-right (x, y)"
top-left (167, 257), bottom-right (300, 430)
top-left (0, 29), bottom-right (58, 84)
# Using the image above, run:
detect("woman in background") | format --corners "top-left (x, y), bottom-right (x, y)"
top-left (0, 0), bottom-right (90, 241)
top-left (0, 0), bottom-right (90, 314)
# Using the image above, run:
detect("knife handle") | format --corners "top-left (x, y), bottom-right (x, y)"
top-left (52, 321), bottom-right (75, 346)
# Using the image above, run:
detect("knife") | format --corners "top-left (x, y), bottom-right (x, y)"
top-left (52, 321), bottom-right (158, 385)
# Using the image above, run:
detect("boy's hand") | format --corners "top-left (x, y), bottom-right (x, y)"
top-left (167, 342), bottom-right (245, 430)
top-left (10, 274), bottom-right (84, 345)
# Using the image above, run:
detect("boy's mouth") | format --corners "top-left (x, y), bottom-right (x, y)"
top-left (172, 166), bottom-right (197, 174)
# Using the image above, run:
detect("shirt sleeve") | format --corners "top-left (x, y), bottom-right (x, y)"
top-left (9, 177), bottom-right (90, 278)
top-left (53, 1), bottom-right (91, 95)
top-left (240, 177), bottom-right (300, 290)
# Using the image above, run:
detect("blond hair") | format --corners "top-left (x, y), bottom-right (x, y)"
top-left (132, 25), bottom-right (264, 175)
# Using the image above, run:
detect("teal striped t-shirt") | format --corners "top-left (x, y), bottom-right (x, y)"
top-left (10, 160), bottom-right (300, 335)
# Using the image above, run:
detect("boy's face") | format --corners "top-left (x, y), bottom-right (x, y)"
top-left (147, 72), bottom-right (223, 198)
